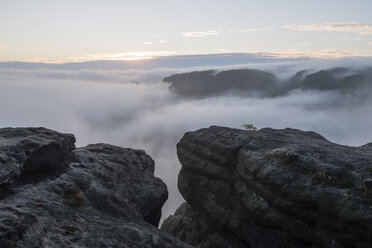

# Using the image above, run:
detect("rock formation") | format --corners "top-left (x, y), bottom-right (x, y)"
top-left (0, 127), bottom-right (191, 248)
top-left (162, 126), bottom-right (372, 248)
top-left (2, 126), bottom-right (371, 248)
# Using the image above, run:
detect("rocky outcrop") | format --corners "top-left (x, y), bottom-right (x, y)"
top-left (0, 127), bottom-right (191, 248)
top-left (162, 202), bottom-right (248, 248)
top-left (162, 126), bottom-right (372, 248)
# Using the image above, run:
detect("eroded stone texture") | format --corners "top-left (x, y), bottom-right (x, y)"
top-left (0, 127), bottom-right (191, 248)
top-left (163, 126), bottom-right (372, 248)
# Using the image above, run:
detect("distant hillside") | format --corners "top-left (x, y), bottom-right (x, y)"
top-left (163, 67), bottom-right (372, 98)
top-left (163, 69), bottom-right (276, 97)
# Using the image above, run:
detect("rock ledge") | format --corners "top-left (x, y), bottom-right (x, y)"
top-left (0, 127), bottom-right (190, 248)
top-left (162, 126), bottom-right (372, 248)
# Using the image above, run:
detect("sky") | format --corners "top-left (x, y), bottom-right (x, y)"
top-left (2, 0), bottom-right (372, 62)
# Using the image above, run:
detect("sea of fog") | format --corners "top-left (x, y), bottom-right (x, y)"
top-left (1, 55), bottom-right (372, 221)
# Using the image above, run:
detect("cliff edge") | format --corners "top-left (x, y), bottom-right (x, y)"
top-left (162, 126), bottom-right (372, 248)
top-left (0, 127), bottom-right (190, 248)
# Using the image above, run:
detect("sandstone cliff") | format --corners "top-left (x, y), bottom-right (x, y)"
top-left (162, 126), bottom-right (372, 248)
top-left (1, 126), bottom-right (371, 248)
top-left (0, 127), bottom-right (190, 248)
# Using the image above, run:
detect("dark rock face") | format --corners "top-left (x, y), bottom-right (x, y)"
top-left (162, 202), bottom-right (247, 248)
top-left (162, 126), bottom-right (372, 248)
top-left (0, 127), bottom-right (191, 248)
top-left (0, 127), bottom-right (76, 186)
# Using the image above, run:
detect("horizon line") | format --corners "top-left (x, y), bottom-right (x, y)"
top-left (2, 51), bottom-right (372, 64)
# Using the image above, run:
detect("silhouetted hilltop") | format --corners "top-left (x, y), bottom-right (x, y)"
top-left (163, 67), bottom-right (372, 98)
top-left (301, 67), bottom-right (371, 92)
top-left (163, 69), bottom-right (276, 97)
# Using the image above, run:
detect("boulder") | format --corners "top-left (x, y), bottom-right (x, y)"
top-left (0, 127), bottom-right (191, 248)
top-left (162, 126), bottom-right (372, 248)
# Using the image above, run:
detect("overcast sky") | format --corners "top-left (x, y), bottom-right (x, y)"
top-left (2, 0), bottom-right (372, 61)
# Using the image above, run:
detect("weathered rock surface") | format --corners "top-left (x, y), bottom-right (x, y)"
top-left (162, 126), bottom-right (372, 248)
top-left (162, 202), bottom-right (247, 248)
top-left (0, 127), bottom-right (191, 248)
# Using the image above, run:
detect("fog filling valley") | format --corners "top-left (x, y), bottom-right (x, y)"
top-left (1, 56), bottom-right (372, 221)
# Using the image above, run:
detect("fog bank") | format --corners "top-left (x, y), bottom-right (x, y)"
top-left (1, 57), bottom-right (372, 221)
